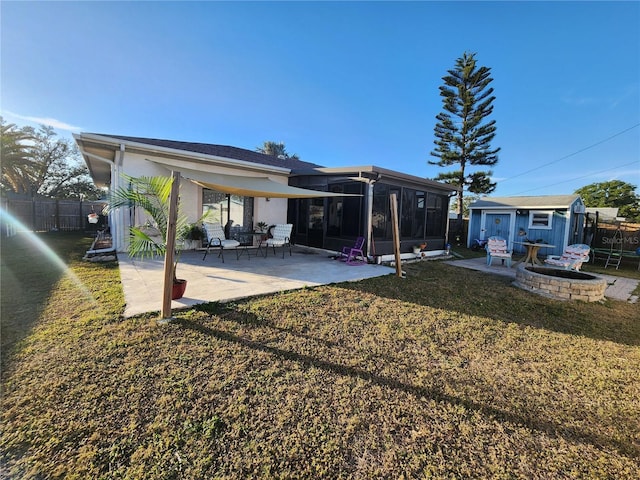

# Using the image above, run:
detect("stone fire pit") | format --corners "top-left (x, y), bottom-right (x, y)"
top-left (514, 265), bottom-right (607, 302)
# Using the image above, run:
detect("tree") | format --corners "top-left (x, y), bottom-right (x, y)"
top-left (108, 174), bottom-right (210, 284)
top-left (575, 180), bottom-right (640, 221)
top-left (0, 118), bottom-right (102, 199)
top-left (256, 141), bottom-right (300, 161)
top-left (429, 52), bottom-right (500, 221)
top-left (0, 117), bottom-right (36, 194)
top-left (28, 125), bottom-right (102, 199)
top-left (450, 193), bottom-right (481, 218)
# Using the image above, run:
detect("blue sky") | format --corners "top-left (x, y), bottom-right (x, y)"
top-left (2, 1), bottom-right (639, 197)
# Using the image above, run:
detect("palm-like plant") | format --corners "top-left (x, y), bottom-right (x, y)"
top-left (0, 118), bottom-right (36, 194)
top-left (108, 174), bottom-right (192, 283)
top-left (256, 141), bottom-right (300, 161)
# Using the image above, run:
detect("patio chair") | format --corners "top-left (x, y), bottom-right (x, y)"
top-left (339, 236), bottom-right (366, 265)
top-left (544, 244), bottom-right (590, 271)
top-left (486, 236), bottom-right (512, 267)
top-left (202, 223), bottom-right (240, 262)
top-left (263, 223), bottom-right (293, 258)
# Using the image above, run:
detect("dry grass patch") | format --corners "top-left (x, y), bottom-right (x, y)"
top-left (1, 234), bottom-right (639, 478)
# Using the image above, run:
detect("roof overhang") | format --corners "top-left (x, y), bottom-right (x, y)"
top-left (291, 165), bottom-right (460, 194)
top-left (73, 132), bottom-right (293, 188)
top-left (469, 195), bottom-right (581, 210)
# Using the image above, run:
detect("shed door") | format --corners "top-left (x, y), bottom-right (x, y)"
top-left (485, 213), bottom-right (511, 239)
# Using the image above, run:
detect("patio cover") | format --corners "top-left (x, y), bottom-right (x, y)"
top-left (149, 160), bottom-right (359, 198)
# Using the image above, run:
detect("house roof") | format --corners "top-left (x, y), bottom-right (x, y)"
top-left (469, 195), bottom-right (581, 210)
top-left (290, 165), bottom-right (460, 194)
top-left (87, 134), bottom-right (324, 170)
top-left (74, 133), bottom-right (457, 195)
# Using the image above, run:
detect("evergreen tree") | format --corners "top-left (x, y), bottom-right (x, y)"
top-left (429, 52), bottom-right (500, 220)
top-left (29, 125), bottom-right (101, 199)
top-left (575, 180), bottom-right (640, 221)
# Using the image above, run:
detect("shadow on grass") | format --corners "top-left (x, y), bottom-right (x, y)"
top-left (178, 316), bottom-right (638, 459)
top-left (339, 262), bottom-right (640, 346)
top-left (0, 232), bottom-right (94, 371)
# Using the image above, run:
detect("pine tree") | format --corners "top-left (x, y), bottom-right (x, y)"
top-left (429, 52), bottom-right (500, 220)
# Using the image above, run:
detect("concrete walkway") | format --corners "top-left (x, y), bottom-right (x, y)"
top-left (445, 257), bottom-right (639, 303)
top-left (119, 247), bottom-right (395, 317)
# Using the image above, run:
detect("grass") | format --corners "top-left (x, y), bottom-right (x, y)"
top-left (1, 232), bottom-right (639, 479)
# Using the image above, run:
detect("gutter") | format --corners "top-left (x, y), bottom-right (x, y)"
top-left (78, 133), bottom-right (291, 175)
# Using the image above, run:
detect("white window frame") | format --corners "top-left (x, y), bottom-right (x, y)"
top-left (528, 210), bottom-right (553, 230)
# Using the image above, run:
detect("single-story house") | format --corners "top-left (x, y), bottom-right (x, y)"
top-left (74, 133), bottom-right (458, 259)
top-left (468, 195), bottom-right (587, 257)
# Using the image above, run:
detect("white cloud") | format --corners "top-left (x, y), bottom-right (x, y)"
top-left (3, 111), bottom-right (82, 132)
top-left (560, 95), bottom-right (596, 107)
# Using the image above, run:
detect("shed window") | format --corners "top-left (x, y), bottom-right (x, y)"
top-left (528, 211), bottom-right (553, 230)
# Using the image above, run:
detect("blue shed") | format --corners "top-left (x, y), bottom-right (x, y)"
top-left (468, 195), bottom-right (586, 258)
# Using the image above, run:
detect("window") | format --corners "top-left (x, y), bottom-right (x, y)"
top-left (528, 211), bottom-right (553, 230)
top-left (202, 189), bottom-right (254, 239)
top-left (325, 182), bottom-right (363, 237)
top-left (425, 193), bottom-right (445, 237)
top-left (400, 188), bottom-right (415, 238)
top-left (372, 183), bottom-right (390, 239)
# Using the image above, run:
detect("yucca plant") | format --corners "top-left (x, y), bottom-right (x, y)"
top-left (108, 174), bottom-right (200, 283)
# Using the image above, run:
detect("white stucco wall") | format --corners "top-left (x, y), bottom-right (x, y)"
top-left (253, 197), bottom-right (288, 228)
top-left (113, 151), bottom-right (291, 251)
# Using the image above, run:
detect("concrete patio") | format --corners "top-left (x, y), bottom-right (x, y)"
top-left (119, 246), bottom-right (395, 317)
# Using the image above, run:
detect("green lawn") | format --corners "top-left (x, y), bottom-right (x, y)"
top-left (1, 233), bottom-right (639, 479)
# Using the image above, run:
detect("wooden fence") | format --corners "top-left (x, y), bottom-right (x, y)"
top-left (1, 197), bottom-right (108, 236)
top-left (587, 220), bottom-right (639, 250)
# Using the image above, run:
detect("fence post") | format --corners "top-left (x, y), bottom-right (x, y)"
top-left (31, 197), bottom-right (37, 232)
top-left (55, 199), bottom-right (60, 231)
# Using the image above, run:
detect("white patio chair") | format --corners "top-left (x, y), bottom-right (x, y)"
top-left (263, 224), bottom-right (293, 258)
top-left (486, 236), bottom-right (512, 267)
top-left (202, 223), bottom-right (240, 263)
top-left (544, 244), bottom-right (590, 271)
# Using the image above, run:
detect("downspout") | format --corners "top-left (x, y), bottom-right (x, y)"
top-left (114, 144), bottom-right (126, 252)
top-left (446, 191), bottom-right (457, 246)
top-left (362, 172), bottom-right (381, 261)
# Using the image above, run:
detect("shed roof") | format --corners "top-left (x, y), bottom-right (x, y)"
top-left (469, 195), bottom-right (581, 210)
top-left (585, 207), bottom-right (619, 219)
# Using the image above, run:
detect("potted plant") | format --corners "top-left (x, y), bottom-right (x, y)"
top-left (255, 221), bottom-right (269, 241)
top-left (180, 223), bottom-right (205, 250)
top-left (412, 243), bottom-right (427, 254)
top-left (108, 174), bottom-right (208, 300)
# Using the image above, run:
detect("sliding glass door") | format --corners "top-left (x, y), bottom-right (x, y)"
top-left (202, 189), bottom-right (254, 239)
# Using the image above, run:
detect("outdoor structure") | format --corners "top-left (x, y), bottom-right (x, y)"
top-left (288, 166), bottom-right (458, 258)
top-left (468, 195), bottom-right (586, 258)
top-left (74, 134), bottom-right (456, 258)
top-left (514, 265), bottom-right (607, 302)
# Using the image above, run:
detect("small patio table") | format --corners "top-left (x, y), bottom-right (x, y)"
top-left (233, 231), bottom-right (266, 259)
top-left (514, 242), bottom-right (555, 266)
